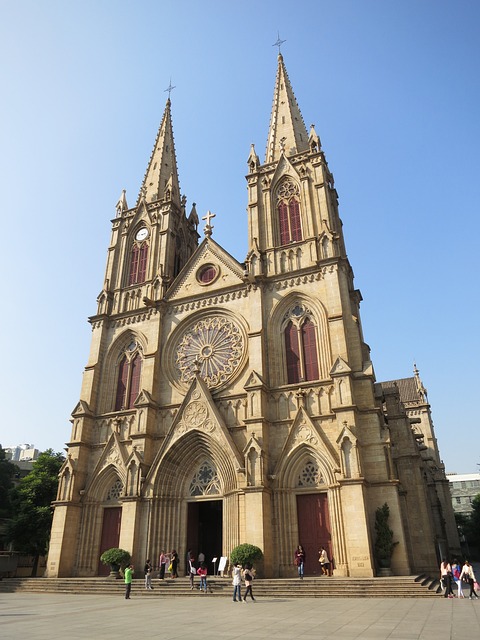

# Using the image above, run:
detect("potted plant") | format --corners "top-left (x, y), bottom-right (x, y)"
top-left (100, 548), bottom-right (131, 578)
top-left (230, 543), bottom-right (263, 575)
top-left (374, 503), bottom-right (398, 573)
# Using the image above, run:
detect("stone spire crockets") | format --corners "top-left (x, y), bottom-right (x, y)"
top-left (138, 98), bottom-right (181, 207)
top-left (265, 54), bottom-right (309, 163)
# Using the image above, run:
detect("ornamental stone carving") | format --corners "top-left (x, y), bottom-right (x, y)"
top-left (293, 423), bottom-right (319, 447)
top-left (175, 316), bottom-right (245, 389)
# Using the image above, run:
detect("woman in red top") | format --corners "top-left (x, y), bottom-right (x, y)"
top-left (197, 562), bottom-right (208, 592)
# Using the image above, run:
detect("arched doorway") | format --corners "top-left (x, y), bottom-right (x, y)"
top-left (97, 506), bottom-right (122, 576)
top-left (296, 493), bottom-right (332, 576)
top-left (187, 500), bottom-right (223, 569)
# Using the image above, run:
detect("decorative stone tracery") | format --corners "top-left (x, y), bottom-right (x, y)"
top-left (175, 316), bottom-right (244, 388)
top-left (189, 460), bottom-right (221, 496)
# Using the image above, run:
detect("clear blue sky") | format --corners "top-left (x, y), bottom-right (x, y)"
top-left (0, 0), bottom-right (478, 473)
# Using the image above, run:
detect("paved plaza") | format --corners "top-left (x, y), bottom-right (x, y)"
top-left (1, 591), bottom-right (479, 640)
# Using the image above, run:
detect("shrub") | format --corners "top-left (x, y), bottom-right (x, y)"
top-left (100, 547), bottom-right (131, 568)
top-left (374, 503), bottom-right (398, 567)
top-left (230, 543), bottom-right (263, 567)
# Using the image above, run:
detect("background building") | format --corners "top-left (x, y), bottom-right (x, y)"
top-left (4, 444), bottom-right (39, 462)
top-left (47, 54), bottom-right (459, 579)
top-left (447, 473), bottom-right (480, 515)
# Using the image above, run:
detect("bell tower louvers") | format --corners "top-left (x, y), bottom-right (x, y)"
top-left (96, 98), bottom-right (199, 319)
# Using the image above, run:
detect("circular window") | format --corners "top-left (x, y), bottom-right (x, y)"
top-left (174, 316), bottom-right (245, 389)
top-left (197, 264), bottom-right (218, 285)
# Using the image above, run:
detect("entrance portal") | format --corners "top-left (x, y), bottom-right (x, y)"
top-left (187, 500), bottom-right (223, 570)
top-left (97, 506), bottom-right (122, 576)
top-left (296, 493), bottom-right (332, 576)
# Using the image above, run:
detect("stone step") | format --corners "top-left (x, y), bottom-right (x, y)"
top-left (0, 575), bottom-right (441, 598)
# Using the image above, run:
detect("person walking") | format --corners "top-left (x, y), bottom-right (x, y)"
top-left (452, 559), bottom-right (464, 598)
top-left (460, 561), bottom-right (479, 599)
top-left (197, 562), bottom-right (208, 592)
top-left (440, 559), bottom-right (454, 598)
top-left (144, 559), bottom-right (154, 590)
top-left (124, 564), bottom-right (134, 600)
top-left (170, 549), bottom-right (179, 579)
top-left (232, 563), bottom-right (242, 602)
top-left (158, 550), bottom-right (167, 580)
top-left (319, 546), bottom-right (330, 576)
top-left (294, 545), bottom-right (305, 579)
top-left (243, 563), bottom-right (255, 602)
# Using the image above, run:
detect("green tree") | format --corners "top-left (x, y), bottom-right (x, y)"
top-left (465, 495), bottom-right (480, 558)
top-left (5, 449), bottom-right (64, 575)
top-left (374, 503), bottom-right (398, 568)
top-left (0, 446), bottom-right (18, 520)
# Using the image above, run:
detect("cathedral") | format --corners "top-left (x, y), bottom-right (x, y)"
top-left (47, 54), bottom-right (459, 578)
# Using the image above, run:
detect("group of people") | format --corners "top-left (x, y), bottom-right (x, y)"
top-left (232, 562), bottom-right (256, 602)
top-left (294, 544), bottom-right (332, 579)
top-left (440, 559), bottom-right (479, 599)
top-left (124, 552), bottom-right (256, 601)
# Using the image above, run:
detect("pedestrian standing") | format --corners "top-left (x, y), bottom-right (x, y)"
top-left (319, 546), bottom-right (330, 576)
top-left (460, 561), bottom-right (479, 600)
top-left (170, 549), bottom-right (179, 579)
top-left (158, 550), bottom-right (167, 580)
top-left (232, 563), bottom-right (242, 602)
top-left (144, 559), bottom-right (153, 590)
top-left (189, 555), bottom-right (196, 590)
top-left (124, 564), bottom-right (134, 599)
top-left (243, 563), bottom-right (255, 602)
top-left (294, 545), bottom-right (305, 579)
top-left (440, 559), bottom-right (454, 598)
top-left (452, 559), bottom-right (464, 598)
top-left (197, 562), bottom-right (208, 592)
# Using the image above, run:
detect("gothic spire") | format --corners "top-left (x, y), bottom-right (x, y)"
top-left (265, 54), bottom-right (309, 163)
top-left (138, 98), bottom-right (181, 207)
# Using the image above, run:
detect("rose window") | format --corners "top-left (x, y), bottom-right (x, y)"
top-left (175, 316), bottom-right (244, 388)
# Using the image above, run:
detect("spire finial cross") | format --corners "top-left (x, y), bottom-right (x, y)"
top-left (202, 210), bottom-right (216, 238)
top-left (273, 32), bottom-right (286, 54)
top-left (165, 78), bottom-right (176, 100)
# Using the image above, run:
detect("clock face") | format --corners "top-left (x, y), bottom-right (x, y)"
top-left (135, 227), bottom-right (149, 241)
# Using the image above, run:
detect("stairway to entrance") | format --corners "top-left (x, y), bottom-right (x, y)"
top-left (0, 575), bottom-right (441, 598)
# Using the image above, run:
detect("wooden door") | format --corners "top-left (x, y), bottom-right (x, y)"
top-left (296, 494), bottom-right (332, 576)
top-left (97, 507), bottom-right (122, 576)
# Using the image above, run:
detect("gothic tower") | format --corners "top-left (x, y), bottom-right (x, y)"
top-left (47, 54), bottom-right (458, 579)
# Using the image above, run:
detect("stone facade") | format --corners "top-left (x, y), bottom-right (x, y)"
top-left (46, 54), bottom-right (460, 579)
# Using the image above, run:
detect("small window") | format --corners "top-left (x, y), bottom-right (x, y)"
top-left (197, 264), bottom-right (218, 285)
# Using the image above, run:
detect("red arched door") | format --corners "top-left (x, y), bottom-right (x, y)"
top-left (296, 494), bottom-right (332, 576)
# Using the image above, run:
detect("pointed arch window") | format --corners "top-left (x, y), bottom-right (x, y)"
top-left (284, 305), bottom-right (320, 384)
top-left (277, 180), bottom-right (302, 245)
top-left (106, 478), bottom-right (124, 501)
top-left (189, 461), bottom-right (221, 496)
top-left (173, 234), bottom-right (183, 279)
top-left (114, 341), bottom-right (143, 411)
top-left (128, 242), bottom-right (149, 285)
top-left (297, 459), bottom-right (323, 487)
